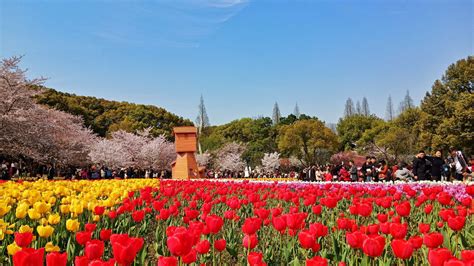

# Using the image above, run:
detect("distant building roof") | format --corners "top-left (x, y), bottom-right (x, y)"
top-left (173, 126), bottom-right (197, 134)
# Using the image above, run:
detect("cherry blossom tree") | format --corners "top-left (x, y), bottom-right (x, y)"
top-left (214, 142), bottom-right (246, 172)
top-left (109, 130), bottom-right (147, 167)
top-left (196, 152), bottom-right (211, 167)
top-left (217, 153), bottom-right (246, 172)
top-left (261, 152), bottom-right (280, 172)
top-left (138, 135), bottom-right (175, 170)
top-left (1, 56), bottom-right (96, 167)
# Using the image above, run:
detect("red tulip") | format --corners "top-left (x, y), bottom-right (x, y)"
top-left (94, 206), bottom-right (105, 215)
top-left (14, 232), bottom-right (34, 248)
top-left (419, 223), bottom-right (430, 234)
top-left (157, 256), bottom-right (178, 266)
top-left (181, 249), bottom-right (197, 264)
top-left (100, 229), bottom-right (112, 241)
top-left (461, 250), bottom-right (474, 262)
top-left (158, 209), bottom-right (171, 220)
top-left (13, 248), bottom-right (44, 266)
top-left (357, 203), bottom-right (373, 217)
top-left (312, 205), bottom-right (322, 215)
top-left (214, 239), bottom-right (226, 252)
top-left (423, 232), bottom-right (444, 248)
top-left (195, 240), bottom-right (210, 254)
top-left (389, 223), bottom-right (408, 239)
top-left (447, 216), bottom-right (466, 231)
top-left (254, 208), bottom-right (270, 220)
top-left (205, 215), bottom-right (224, 234)
top-left (76, 231), bottom-right (92, 246)
top-left (425, 204), bottom-right (433, 214)
top-left (443, 259), bottom-right (466, 266)
top-left (108, 211), bottom-right (117, 219)
top-left (272, 215), bottom-right (287, 233)
top-left (85, 240), bottom-right (105, 261)
top-left (248, 252), bottom-right (265, 266)
top-left (362, 235), bottom-right (385, 257)
top-left (242, 217), bottom-right (262, 235)
top-left (377, 214), bottom-right (388, 223)
top-left (306, 256), bottom-right (328, 266)
top-left (74, 255), bottom-right (89, 266)
top-left (395, 201), bottom-right (411, 217)
top-left (408, 236), bottom-right (423, 250)
top-left (379, 222), bottom-right (390, 234)
top-left (439, 209), bottom-right (456, 222)
top-left (285, 213), bottom-right (307, 230)
top-left (85, 223), bottom-right (97, 232)
top-left (46, 252), bottom-right (67, 266)
top-left (243, 234), bottom-right (258, 250)
top-left (299, 230), bottom-right (315, 249)
top-left (428, 248), bottom-right (453, 266)
top-left (391, 239), bottom-right (414, 259)
top-left (321, 197), bottom-right (339, 208)
top-left (167, 233), bottom-right (193, 257)
top-left (110, 234), bottom-right (144, 266)
top-left (309, 223), bottom-right (328, 238)
top-left (131, 210), bottom-right (145, 223)
top-left (346, 231), bottom-right (365, 249)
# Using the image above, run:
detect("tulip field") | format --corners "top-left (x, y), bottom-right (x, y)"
top-left (0, 179), bottom-right (473, 266)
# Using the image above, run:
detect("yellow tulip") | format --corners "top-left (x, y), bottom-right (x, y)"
top-left (47, 213), bottom-right (61, 225)
top-left (15, 203), bottom-right (29, 219)
top-left (19, 225), bottom-right (33, 233)
top-left (66, 219), bottom-right (80, 232)
top-left (33, 201), bottom-right (50, 214)
top-left (45, 242), bottom-right (60, 253)
top-left (37, 225), bottom-right (54, 238)
top-left (0, 220), bottom-right (14, 240)
top-left (92, 215), bottom-right (100, 222)
top-left (0, 202), bottom-right (12, 217)
top-left (59, 205), bottom-right (70, 214)
top-left (27, 208), bottom-right (41, 220)
top-left (48, 196), bottom-right (56, 205)
top-left (7, 242), bottom-right (21, 255)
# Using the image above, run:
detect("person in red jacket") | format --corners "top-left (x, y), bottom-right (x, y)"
top-left (377, 160), bottom-right (389, 182)
top-left (338, 166), bottom-right (351, 182)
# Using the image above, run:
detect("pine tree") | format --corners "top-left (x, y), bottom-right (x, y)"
top-left (272, 102), bottom-right (281, 125)
top-left (362, 97), bottom-right (370, 116)
top-left (356, 100), bottom-right (362, 114)
top-left (293, 102), bottom-right (300, 118)
top-left (385, 95), bottom-right (394, 121)
top-left (195, 95), bottom-right (210, 154)
top-left (399, 90), bottom-right (414, 113)
top-left (344, 98), bottom-right (355, 117)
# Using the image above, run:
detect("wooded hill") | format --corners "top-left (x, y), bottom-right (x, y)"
top-left (35, 87), bottom-right (193, 138)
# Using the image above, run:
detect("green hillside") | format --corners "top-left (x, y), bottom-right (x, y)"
top-left (35, 87), bottom-right (193, 138)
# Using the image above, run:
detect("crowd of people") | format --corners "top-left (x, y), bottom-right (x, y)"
top-left (297, 147), bottom-right (472, 182)
top-left (1, 147), bottom-right (472, 182)
top-left (0, 161), bottom-right (171, 180)
top-left (201, 147), bottom-right (472, 183)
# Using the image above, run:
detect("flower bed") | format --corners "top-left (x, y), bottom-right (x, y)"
top-left (1, 179), bottom-right (473, 265)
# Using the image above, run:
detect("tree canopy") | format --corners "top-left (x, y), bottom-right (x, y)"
top-left (278, 119), bottom-right (339, 167)
top-left (417, 56), bottom-right (473, 155)
top-left (36, 87), bottom-right (193, 138)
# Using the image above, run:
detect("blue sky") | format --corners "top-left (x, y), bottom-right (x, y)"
top-left (1, 0), bottom-right (472, 125)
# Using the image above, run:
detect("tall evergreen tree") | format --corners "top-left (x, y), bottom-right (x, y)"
top-left (399, 90), bottom-right (414, 113)
top-left (356, 100), bottom-right (362, 114)
top-left (361, 97), bottom-right (370, 116)
top-left (343, 98), bottom-right (355, 117)
top-left (195, 94), bottom-right (210, 154)
top-left (272, 102), bottom-right (281, 125)
top-left (385, 95), bottom-right (394, 121)
top-left (293, 102), bottom-right (301, 118)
